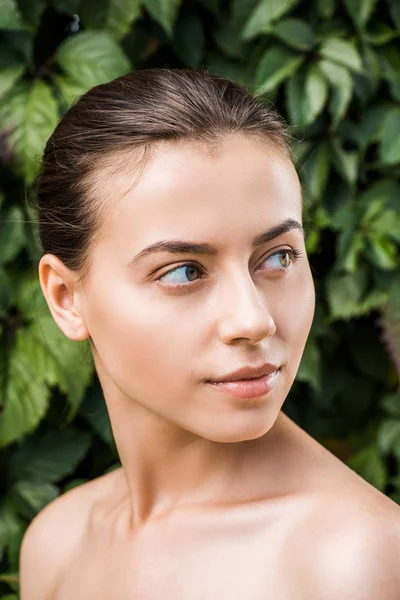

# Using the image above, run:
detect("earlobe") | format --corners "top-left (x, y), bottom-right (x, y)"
top-left (38, 254), bottom-right (90, 341)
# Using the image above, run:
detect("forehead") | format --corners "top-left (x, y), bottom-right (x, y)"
top-left (96, 134), bottom-right (302, 250)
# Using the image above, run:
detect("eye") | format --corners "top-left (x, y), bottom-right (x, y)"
top-left (157, 248), bottom-right (303, 288)
top-left (262, 249), bottom-right (300, 270)
top-left (158, 263), bottom-right (205, 286)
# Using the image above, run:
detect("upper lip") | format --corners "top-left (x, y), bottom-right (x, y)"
top-left (207, 362), bottom-right (280, 383)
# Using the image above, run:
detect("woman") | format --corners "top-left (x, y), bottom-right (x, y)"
top-left (20, 68), bottom-right (400, 599)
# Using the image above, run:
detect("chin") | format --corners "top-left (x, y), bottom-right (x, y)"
top-left (199, 411), bottom-right (279, 444)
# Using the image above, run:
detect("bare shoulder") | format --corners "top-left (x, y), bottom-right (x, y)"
top-left (284, 416), bottom-right (400, 598)
top-left (295, 433), bottom-right (400, 598)
top-left (19, 466), bottom-right (124, 600)
top-left (304, 487), bottom-right (400, 600)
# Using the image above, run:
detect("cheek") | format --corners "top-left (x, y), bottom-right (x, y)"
top-left (273, 267), bottom-right (315, 361)
top-left (86, 283), bottom-right (199, 394)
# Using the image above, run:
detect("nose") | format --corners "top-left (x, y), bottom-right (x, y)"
top-left (216, 271), bottom-right (276, 346)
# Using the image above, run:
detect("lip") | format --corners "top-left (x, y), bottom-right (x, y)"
top-left (207, 362), bottom-right (280, 383)
top-left (207, 369), bottom-right (280, 400)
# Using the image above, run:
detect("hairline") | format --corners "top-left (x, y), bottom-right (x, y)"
top-left (74, 132), bottom-right (296, 289)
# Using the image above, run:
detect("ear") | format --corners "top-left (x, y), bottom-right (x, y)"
top-left (38, 254), bottom-right (90, 341)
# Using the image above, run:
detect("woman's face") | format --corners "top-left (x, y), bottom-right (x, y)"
top-left (76, 134), bottom-right (315, 443)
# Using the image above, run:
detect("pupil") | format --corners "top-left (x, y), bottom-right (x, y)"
top-left (187, 266), bottom-right (198, 281)
top-left (280, 252), bottom-right (290, 267)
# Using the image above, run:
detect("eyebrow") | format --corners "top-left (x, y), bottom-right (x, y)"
top-left (127, 218), bottom-right (304, 267)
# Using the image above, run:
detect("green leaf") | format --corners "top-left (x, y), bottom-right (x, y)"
top-left (302, 141), bottom-right (331, 202)
top-left (377, 419), bottom-right (400, 454)
top-left (316, 0), bottom-right (335, 18)
top-left (304, 229), bottom-right (320, 254)
top-left (296, 336), bottom-right (321, 393)
top-left (10, 480), bottom-right (59, 519)
top-left (8, 428), bottom-right (92, 483)
top-left (362, 199), bottom-right (390, 226)
top-left (0, 43), bottom-right (25, 100)
top-left (205, 50), bottom-right (259, 89)
top-left (17, 0), bottom-right (46, 29)
top-left (0, 80), bottom-right (58, 183)
top-left (271, 18), bottom-right (315, 50)
top-left (7, 520), bottom-right (24, 572)
top-left (303, 63), bottom-right (328, 124)
top-left (359, 179), bottom-right (400, 214)
top-left (342, 0), bottom-right (378, 28)
top-left (380, 45), bottom-right (400, 81)
top-left (52, 74), bottom-right (87, 108)
top-left (370, 210), bottom-right (400, 242)
top-left (387, 71), bottom-right (400, 103)
top-left (382, 393), bottom-right (400, 418)
top-left (0, 330), bottom-right (7, 394)
top-left (79, 381), bottom-right (116, 450)
top-left (0, 272), bottom-right (93, 446)
top-left (0, 205), bottom-right (26, 264)
top-left (329, 139), bottom-right (358, 185)
top-left (143, 0), bottom-right (182, 39)
top-left (0, 345), bottom-right (51, 447)
top-left (388, 0), bottom-right (400, 30)
top-left (0, 575), bottom-right (18, 595)
top-left (285, 67), bottom-right (306, 127)
top-left (212, 5), bottom-right (250, 60)
top-left (354, 103), bottom-right (388, 149)
top-left (1, 29), bottom-right (34, 66)
top-left (78, 0), bottom-right (144, 41)
top-left (380, 106), bottom-right (400, 165)
top-left (21, 202), bottom-right (42, 263)
top-left (326, 267), bottom-right (368, 320)
top-left (347, 444), bottom-right (387, 491)
top-left (0, 0), bottom-right (25, 30)
top-left (364, 234), bottom-right (398, 270)
top-left (241, 0), bottom-right (300, 41)
top-left (173, 11), bottom-right (205, 67)
top-left (363, 23), bottom-right (398, 46)
top-left (0, 576), bottom-right (19, 595)
top-left (286, 65), bottom-right (328, 128)
top-left (353, 44), bottom-right (381, 105)
top-left (330, 201), bottom-right (358, 232)
top-left (0, 573), bottom-right (19, 591)
top-left (232, 0), bottom-right (260, 23)
top-left (319, 38), bottom-right (363, 73)
top-left (15, 276), bottom-right (94, 420)
top-left (56, 31), bottom-right (131, 90)
top-left (0, 267), bottom-right (13, 314)
top-left (319, 59), bottom-right (353, 124)
top-left (338, 231), bottom-right (364, 272)
top-left (0, 500), bottom-right (21, 562)
top-left (254, 46), bottom-right (303, 95)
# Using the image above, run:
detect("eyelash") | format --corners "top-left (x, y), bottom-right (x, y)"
top-left (156, 248), bottom-right (303, 290)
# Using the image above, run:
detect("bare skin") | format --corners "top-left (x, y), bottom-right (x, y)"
top-left (21, 134), bottom-right (400, 599)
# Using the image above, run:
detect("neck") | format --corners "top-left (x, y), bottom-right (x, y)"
top-left (95, 359), bottom-right (293, 527)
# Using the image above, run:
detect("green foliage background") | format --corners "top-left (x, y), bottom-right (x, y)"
top-left (0, 0), bottom-right (400, 595)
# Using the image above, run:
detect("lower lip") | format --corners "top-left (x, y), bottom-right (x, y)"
top-left (207, 369), bottom-right (280, 399)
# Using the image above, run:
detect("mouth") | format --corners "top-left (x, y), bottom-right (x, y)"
top-left (206, 362), bottom-right (281, 384)
top-left (206, 368), bottom-right (281, 400)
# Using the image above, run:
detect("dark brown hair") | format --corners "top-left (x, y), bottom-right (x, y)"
top-left (37, 67), bottom-right (291, 287)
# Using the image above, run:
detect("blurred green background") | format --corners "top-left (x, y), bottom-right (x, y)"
top-left (0, 0), bottom-right (400, 596)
